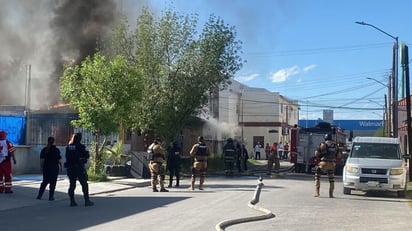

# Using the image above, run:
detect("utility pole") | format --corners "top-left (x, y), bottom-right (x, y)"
top-left (393, 38), bottom-right (399, 137)
top-left (401, 44), bottom-right (412, 180)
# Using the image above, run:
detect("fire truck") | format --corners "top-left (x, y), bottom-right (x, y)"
top-left (289, 122), bottom-right (349, 175)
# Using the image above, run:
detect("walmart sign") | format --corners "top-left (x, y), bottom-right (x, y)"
top-left (299, 120), bottom-right (383, 131)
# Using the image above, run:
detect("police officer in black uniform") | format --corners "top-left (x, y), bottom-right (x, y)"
top-left (167, 141), bottom-right (181, 187)
top-left (65, 133), bottom-right (94, 206)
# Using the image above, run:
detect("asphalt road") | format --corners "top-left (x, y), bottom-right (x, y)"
top-left (1, 172), bottom-right (411, 231)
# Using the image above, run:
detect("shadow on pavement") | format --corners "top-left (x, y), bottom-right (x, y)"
top-left (0, 195), bottom-right (190, 230)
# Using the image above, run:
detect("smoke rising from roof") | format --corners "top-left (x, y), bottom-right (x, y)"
top-left (0, 0), bottom-right (118, 110)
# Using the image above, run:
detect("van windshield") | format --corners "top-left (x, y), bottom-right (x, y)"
top-left (350, 143), bottom-right (400, 159)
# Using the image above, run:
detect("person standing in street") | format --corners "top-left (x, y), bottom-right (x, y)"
top-left (148, 138), bottom-right (169, 192)
top-left (278, 141), bottom-right (284, 160)
top-left (37, 136), bottom-right (62, 200)
top-left (254, 142), bottom-right (261, 160)
top-left (166, 141), bottom-right (181, 188)
top-left (264, 143), bottom-right (270, 160)
top-left (0, 131), bottom-right (16, 193)
top-left (189, 136), bottom-right (210, 190)
top-left (283, 142), bottom-right (290, 160)
top-left (267, 142), bottom-right (278, 175)
top-left (65, 133), bottom-right (94, 206)
top-left (313, 133), bottom-right (340, 198)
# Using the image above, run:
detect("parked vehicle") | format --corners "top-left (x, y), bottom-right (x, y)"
top-left (343, 136), bottom-right (408, 197)
top-left (290, 122), bottom-right (348, 174)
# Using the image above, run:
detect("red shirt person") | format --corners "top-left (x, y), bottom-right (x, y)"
top-left (0, 131), bottom-right (16, 193)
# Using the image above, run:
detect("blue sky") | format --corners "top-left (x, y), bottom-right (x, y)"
top-left (125, 0), bottom-right (412, 120)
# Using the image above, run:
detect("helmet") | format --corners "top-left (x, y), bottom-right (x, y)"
top-left (227, 138), bottom-right (233, 143)
top-left (324, 133), bottom-right (332, 141)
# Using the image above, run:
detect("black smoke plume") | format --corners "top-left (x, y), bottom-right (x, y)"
top-left (0, 0), bottom-right (118, 109)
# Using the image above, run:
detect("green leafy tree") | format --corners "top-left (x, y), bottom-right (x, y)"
top-left (106, 7), bottom-right (243, 142)
top-left (60, 53), bottom-right (142, 174)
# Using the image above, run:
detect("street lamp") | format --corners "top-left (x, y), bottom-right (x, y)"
top-left (357, 21), bottom-right (399, 137)
top-left (366, 77), bottom-right (391, 136)
top-left (356, 21), bottom-right (399, 137)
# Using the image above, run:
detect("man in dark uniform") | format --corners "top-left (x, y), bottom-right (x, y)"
top-left (313, 133), bottom-right (340, 198)
top-left (167, 141), bottom-right (181, 188)
top-left (65, 133), bottom-right (94, 206)
top-left (223, 138), bottom-right (236, 175)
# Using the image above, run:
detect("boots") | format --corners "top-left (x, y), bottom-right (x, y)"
top-left (313, 179), bottom-right (320, 197)
top-left (329, 181), bottom-right (335, 198)
top-left (199, 178), bottom-right (205, 190)
top-left (36, 190), bottom-right (44, 200)
top-left (70, 198), bottom-right (78, 207)
top-left (85, 199), bottom-right (94, 206)
top-left (84, 193), bottom-right (94, 206)
top-left (49, 183), bottom-right (56, 201)
top-left (37, 183), bottom-right (46, 199)
top-left (188, 176), bottom-right (195, 191)
top-left (175, 178), bottom-right (180, 187)
top-left (168, 178), bottom-right (173, 188)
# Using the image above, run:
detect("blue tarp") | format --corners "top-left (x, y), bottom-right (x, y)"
top-left (0, 116), bottom-right (26, 145)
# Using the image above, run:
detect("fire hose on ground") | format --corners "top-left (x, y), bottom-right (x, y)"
top-left (215, 177), bottom-right (275, 231)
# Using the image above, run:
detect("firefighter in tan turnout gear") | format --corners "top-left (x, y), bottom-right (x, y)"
top-left (148, 138), bottom-right (169, 192)
top-left (313, 133), bottom-right (340, 198)
top-left (189, 136), bottom-right (210, 190)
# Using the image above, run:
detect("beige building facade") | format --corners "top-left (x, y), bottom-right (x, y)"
top-left (201, 80), bottom-right (299, 154)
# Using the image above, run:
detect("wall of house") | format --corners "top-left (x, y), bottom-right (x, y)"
top-left (13, 145), bottom-right (68, 175)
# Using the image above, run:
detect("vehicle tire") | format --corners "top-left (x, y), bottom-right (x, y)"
top-left (397, 189), bottom-right (406, 198)
top-left (343, 187), bottom-right (351, 195)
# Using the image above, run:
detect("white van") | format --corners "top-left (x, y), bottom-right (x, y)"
top-left (342, 136), bottom-right (408, 197)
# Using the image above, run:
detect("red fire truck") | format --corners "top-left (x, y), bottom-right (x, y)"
top-left (289, 122), bottom-right (349, 175)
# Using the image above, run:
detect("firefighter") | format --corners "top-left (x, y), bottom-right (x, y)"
top-left (189, 136), bottom-right (210, 190)
top-left (313, 133), bottom-right (339, 198)
top-left (148, 138), bottom-right (168, 192)
top-left (267, 142), bottom-right (278, 175)
top-left (0, 131), bottom-right (16, 193)
top-left (222, 138), bottom-right (236, 175)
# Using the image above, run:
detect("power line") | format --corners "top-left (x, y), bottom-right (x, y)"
top-left (246, 42), bottom-right (392, 57)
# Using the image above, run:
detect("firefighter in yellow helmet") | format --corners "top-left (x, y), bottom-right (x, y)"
top-left (313, 133), bottom-right (340, 198)
top-left (188, 136), bottom-right (210, 190)
top-left (148, 138), bottom-right (168, 192)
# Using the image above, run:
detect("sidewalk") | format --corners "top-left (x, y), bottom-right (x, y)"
top-left (1, 175), bottom-right (150, 212)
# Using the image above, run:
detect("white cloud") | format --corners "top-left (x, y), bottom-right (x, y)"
top-left (303, 64), bottom-right (316, 72)
top-left (269, 64), bottom-right (316, 83)
top-left (235, 73), bottom-right (259, 82)
top-left (269, 66), bottom-right (299, 83)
